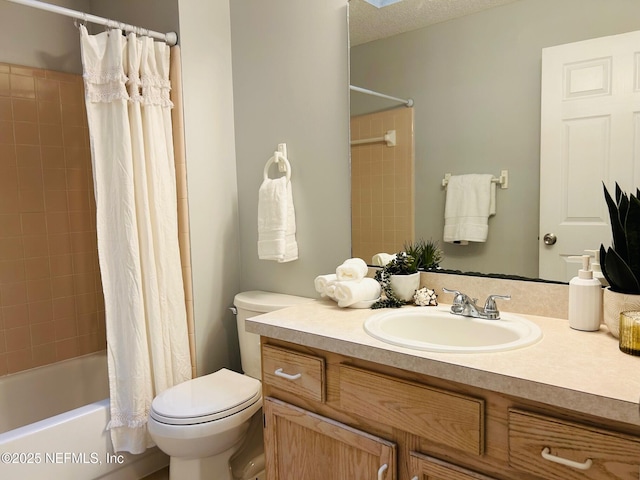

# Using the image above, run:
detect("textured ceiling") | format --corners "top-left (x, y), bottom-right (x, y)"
top-left (349, 0), bottom-right (520, 46)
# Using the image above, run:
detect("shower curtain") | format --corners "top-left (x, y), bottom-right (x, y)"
top-left (79, 25), bottom-right (192, 454)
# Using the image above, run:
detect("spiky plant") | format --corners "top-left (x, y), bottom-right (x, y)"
top-left (371, 252), bottom-right (418, 309)
top-left (404, 238), bottom-right (443, 270)
top-left (600, 183), bottom-right (640, 294)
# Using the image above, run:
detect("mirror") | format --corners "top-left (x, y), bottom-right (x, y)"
top-left (349, 0), bottom-right (640, 281)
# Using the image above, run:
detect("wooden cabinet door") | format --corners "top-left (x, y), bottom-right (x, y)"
top-left (410, 451), bottom-right (498, 480)
top-left (264, 396), bottom-right (396, 480)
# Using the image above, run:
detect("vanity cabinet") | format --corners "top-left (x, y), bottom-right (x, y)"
top-left (260, 338), bottom-right (640, 480)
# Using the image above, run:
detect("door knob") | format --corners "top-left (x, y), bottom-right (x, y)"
top-left (543, 233), bottom-right (557, 245)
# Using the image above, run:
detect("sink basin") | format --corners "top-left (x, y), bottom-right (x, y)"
top-left (363, 307), bottom-right (542, 353)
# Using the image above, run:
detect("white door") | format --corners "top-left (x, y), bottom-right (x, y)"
top-left (539, 30), bottom-right (640, 282)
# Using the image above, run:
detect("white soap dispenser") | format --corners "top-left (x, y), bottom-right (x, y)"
top-left (568, 254), bottom-right (603, 331)
top-left (584, 249), bottom-right (609, 287)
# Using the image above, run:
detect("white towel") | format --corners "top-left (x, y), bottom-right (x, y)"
top-left (258, 176), bottom-right (298, 262)
top-left (371, 253), bottom-right (396, 267)
top-left (336, 258), bottom-right (368, 281)
top-left (314, 274), bottom-right (337, 299)
top-left (333, 278), bottom-right (381, 308)
top-left (443, 174), bottom-right (495, 244)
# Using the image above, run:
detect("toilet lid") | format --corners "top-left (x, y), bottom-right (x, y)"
top-left (150, 369), bottom-right (262, 426)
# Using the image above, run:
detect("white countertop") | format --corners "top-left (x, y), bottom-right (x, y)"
top-left (246, 298), bottom-right (640, 427)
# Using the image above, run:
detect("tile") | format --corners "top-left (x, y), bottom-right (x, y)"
top-left (0, 259), bottom-right (25, 285)
top-left (0, 120), bottom-right (14, 144)
top-left (54, 316), bottom-right (77, 340)
top-left (24, 256), bottom-right (50, 280)
top-left (61, 102), bottom-right (85, 127)
top-left (66, 168), bottom-right (88, 190)
top-left (0, 144), bottom-right (17, 167)
top-left (23, 235), bottom-right (49, 258)
top-left (62, 125), bottom-right (86, 149)
top-left (47, 233), bottom-right (71, 255)
top-left (12, 98), bottom-right (37, 122)
top-left (0, 330), bottom-right (5, 354)
top-left (27, 278), bottom-right (52, 302)
top-left (21, 212), bottom-right (46, 235)
top-left (46, 212), bottom-right (70, 234)
top-left (68, 211), bottom-right (93, 232)
top-left (49, 254), bottom-right (73, 276)
top-left (38, 101), bottom-right (61, 125)
top-left (41, 146), bottom-right (64, 167)
top-left (53, 296), bottom-right (76, 320)
top-left (45, 190), bottom-right (68, 212)
top-left (6, 348), bottom-right (32, 373)
top-left (28, 300), bottom-right (53, 324)
top-left (72, 252), bottom-right (95, 274)
top-left (15, 145), bottom-right (41, 168)
top-left (35, 78), bottom-right (59, 102)
top-left (31, 321), bottom-right (55, 346)
top-left (10, 74), bottom-right (36, 99)
top-left (18, 188), bottom-right (45, 213)
top-left (11, 66), bottom-right (44, 78)
top-left (0, 214), bottom-right (21, 237)
top-left (52, 275), bottom-right (74, 299)
top-left (76, 292), bottom-right (97, 316)
top-left (31, 342), bottom-right (56, 367)
top-left (5, 326), bottom-right (30, 351)
top-left (0, 73), bottom-right (9, 97)
top-left (13, 122), bottom-right (39, 145)
top-left (55, 337), bottom-right (78, 361)
top-left (0, 237), bottom-right (23, 261)
top-left (18, 166), bottom-right (43, 191)
top-left (59, 82), bottom-right (83, 105)
top-left (0, 97), bottom-right (11, 122)
top-left (39, 124), bottom-right (63, 147)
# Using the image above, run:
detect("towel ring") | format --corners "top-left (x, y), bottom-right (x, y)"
top-left (263, 154), bottom-right (291, 183)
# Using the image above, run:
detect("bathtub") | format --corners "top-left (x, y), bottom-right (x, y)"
top-left (0, 352), bottom-right (168, 479)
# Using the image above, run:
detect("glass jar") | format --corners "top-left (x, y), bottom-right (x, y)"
top-left (619, 310), bottom-right (640, 356)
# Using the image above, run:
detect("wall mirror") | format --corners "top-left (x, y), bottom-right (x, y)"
top-left (349, 0), bottom-right (640, 283)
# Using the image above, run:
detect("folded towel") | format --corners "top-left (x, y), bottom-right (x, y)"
top-left (336, 258), bottom-right (368, 281)
top-left (443, 174), bottom-right (495, 244)
top-left (314, 274), bottom-right (337, 299)
top-left (371, 253), bottom-right (396, 267)
top-left (333, 278), bottom-right (381, 308)
top-left (258, 176), bottom-right (298, 262)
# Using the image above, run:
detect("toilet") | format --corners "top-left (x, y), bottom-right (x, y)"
top-left (148, 290), bottom-right (312, 480)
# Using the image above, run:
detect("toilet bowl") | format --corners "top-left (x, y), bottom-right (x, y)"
top-left (148, 290), bottom-right (312, 480)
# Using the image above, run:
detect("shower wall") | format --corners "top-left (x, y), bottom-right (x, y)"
top-left (350, 107), bottom-right (415, 262)
top-left (0, 62), bottom-right (105, 376)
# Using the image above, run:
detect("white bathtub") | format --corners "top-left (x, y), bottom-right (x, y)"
top-left (0, 352), bottom-right (168, 479)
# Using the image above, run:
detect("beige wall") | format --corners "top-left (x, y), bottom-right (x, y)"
top-left (351, 0), bottom-right (640, 278)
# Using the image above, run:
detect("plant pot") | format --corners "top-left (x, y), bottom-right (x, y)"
top-left (389, 272), bottom-right (420, 302)
top-left (602, 288), bottom-right (640, 338)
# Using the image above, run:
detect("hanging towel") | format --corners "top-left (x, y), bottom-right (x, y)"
top-left (336, 258), bottom-right (368, 281)
top-left (333, 278), bottom-right (381, 308)
top-left (443, 174), bottom-right (495, 244)
top-left (258, 176), bottom-right (298, 262)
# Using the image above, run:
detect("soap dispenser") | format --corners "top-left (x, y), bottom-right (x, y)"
top-left (584, 249), bottom-right (609, 287)
top-left (568, 254), bottom-right (603, 331)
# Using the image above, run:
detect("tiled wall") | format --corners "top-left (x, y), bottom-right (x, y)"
top-left (0, 63), bottom-right (105, 376)
top-left (350, 107), bottom-right (415, 262)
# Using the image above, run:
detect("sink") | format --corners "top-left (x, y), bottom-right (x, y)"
top-left (363, 307), bottom-right (542, 353)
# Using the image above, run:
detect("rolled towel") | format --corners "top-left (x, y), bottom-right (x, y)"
top-left (371, 253), bottom-right (397, 267)
top-left (336, 258), bottom-right (368, 281)
top-left (314, 274), bottom-right (337, 298)
top-left (333, 278), bottom-right (381, 308)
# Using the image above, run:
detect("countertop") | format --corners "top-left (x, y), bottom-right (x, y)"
top-left (246, 298), bottom-right (640, 427)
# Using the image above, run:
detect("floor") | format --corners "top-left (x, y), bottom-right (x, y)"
top-left (141, 467), bottom-right (169, 479)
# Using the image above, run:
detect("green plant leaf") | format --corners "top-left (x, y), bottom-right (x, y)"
top-left (603, 246), bottom-right (640, 294)
top-left (599, 244), bottom-right (613, 287)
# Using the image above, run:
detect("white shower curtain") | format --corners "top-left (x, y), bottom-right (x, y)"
top-left (79, 26), bottom-right (192, 454)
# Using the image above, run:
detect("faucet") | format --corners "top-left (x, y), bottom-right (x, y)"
top-left (442, 288), bottom-right (511, 320)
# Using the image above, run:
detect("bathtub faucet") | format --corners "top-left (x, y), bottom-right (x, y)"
top-left (442, 288), bottom-right (510, 320)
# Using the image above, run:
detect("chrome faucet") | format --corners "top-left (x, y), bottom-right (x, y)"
top-left (442, 288), bottom-right (511, 320)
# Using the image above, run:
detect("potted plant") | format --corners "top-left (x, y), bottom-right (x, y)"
top-left (404, 238), bottom-right (443, 270)
top-left (372, 252), bottom-right (420, 308)
top-left (600, 183), bottom-right (640, 337)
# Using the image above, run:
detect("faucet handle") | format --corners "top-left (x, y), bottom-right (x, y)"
top-left (483, 294), bottom-right (511, 313)
top-left (442, 288), bottom-right (464, 303)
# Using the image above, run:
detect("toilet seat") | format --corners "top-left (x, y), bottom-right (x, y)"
top-left (150, 368), bottom-right (262, 426)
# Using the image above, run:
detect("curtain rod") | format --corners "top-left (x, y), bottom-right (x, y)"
top-left (5, 0), bottom-right (178, 46)
top-left (350, 85), bottom-right (414, 107)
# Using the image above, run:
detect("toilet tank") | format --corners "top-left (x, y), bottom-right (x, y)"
top-left (233, 291), bottom-right (312, 380)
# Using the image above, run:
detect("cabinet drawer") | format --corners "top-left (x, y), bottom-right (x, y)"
top-left (262, 344), bottom-right (325, 402)
top-left (410, 451), bottom-right (498, 480)
top-left (339, 364), bottom-right (485, 456)
top-left (508, 409), bottom-right (640, 480)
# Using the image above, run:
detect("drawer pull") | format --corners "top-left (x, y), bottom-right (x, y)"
top-left (541, 447), bottom-right (593, 471)
top-left (377, 464), bottom-right (388, 480)
top-left (274, 368), bottom-right (302, 381)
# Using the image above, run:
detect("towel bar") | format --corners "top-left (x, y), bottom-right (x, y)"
top-left (263, 143), bottom-right (291, 183)
top-left (442, 170), bottom-right (508, 189)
